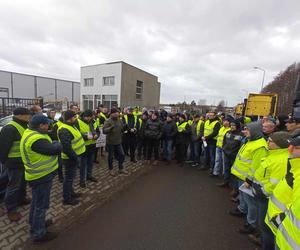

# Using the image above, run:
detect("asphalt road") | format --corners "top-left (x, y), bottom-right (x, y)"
top-left (47, 163), bottom-right (254, 250)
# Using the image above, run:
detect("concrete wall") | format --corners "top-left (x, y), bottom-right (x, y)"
top-left (0, 70), bottom-right (79, 102)
top-left (120, 62), bottom-right (160, 108)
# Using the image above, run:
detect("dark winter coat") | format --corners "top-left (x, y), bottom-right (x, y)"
top-left (175, 122), bottom-right (191, 145)
top-left (144, 118), bottom-right (163, 140)
top-left (162, 121), bottom-right (177, 140)
top-left (222, 130), bottom-right (244, 159)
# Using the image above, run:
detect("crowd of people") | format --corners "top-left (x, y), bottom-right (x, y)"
top-left (0, 103), bottom-right (300, 249)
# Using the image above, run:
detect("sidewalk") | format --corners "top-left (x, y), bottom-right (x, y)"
top-left (0, 157), bottom-right (151, 250)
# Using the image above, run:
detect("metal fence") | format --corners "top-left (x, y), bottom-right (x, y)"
top-left (0, 97), bottom-right (43, 118)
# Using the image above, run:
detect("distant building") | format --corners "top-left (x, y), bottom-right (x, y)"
top-left (80, 61), bottom-right (161, 110)
top-left (0, 69), bottom-right (80, 103)
top-left (198, 99), bottom-right (206, 105)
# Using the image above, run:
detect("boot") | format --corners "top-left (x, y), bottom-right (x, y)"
top-left (33, 231), bottom-right (58, 243)
top-left (7, 211), bottom-right (21, 222)
top-left (119, 169), bottom-right (129, 176)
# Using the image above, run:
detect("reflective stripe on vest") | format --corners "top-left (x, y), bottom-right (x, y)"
top-left (7, 121), bottom-right (26, 158)
top-left (216, 126), bottom-right (231, 148)
top-left (196, 120), bottom-right (203, 136)
top-left (58, 123), bottom-right (86, 159)
top-left (177, 122), bottom-right (187, 132)
top-left (124, 115), bottom-right (138, 127)
top-left (20, 129), bottom-right (58, 181)
top-left (204, 120), bottom-right (219, 139)
top-left (77, 119), bottom-right (96, 146)
top-left (231, 138), bottom-right (268, 181)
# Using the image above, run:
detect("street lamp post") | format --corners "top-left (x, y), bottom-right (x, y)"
top-left (254, 67), bottom-right (266, 92)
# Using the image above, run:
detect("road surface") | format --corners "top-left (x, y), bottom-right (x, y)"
top-left (47, 163), bottom-right (254, 250)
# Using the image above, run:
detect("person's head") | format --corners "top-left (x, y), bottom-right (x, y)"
top-left (127, 107), bottom-right (133, 115)
top-left (207, 111), bottom-right (216, 120)
top-left (30, 105), bottom-right (42, 115)
top-left (142, 112), bottom-right (148, 120)
top-left (110, 108), bottom-right (120, 119)
top-left (288, 136), bottom-right (300, 158)
top-left (64, 110), bottom-right (77, 124)
top-left (47, 109), bottom-right (56, 119)
top-left (82, 110), bottom-right (94, 122)
top-left (262, 116), bottom-right (269, 124)
top-left (268, 132), bottom-right (291, 150)
top-left (193, 114), bottom-right (200, 122)
top-left (30, 114), bottom-right (52, 133)
top-left (243, 122), bottom-right (263, 140)
top-left (102, 107), bottom-right (108, 114)
top-left (166, 114), bottom-right (173, 122)
top-left (262, 120), bottom-right (276, 135)
top-left (285, 117), bottom-right (300, 132)
top-left (151, 111), bottom-right (159, 121)
top-left (70, 104), bottom-right (79, 114)
top-left (13, 107), bottom-right (31, 123)
top-left (276, 114), bottom-right (289, 131)
top-left (98, 104), bottom-right (104, 112)
top-left (223, 117), bottom-right (232, 128)
top-left (179, 114), bottom-right (186, 123)
top-left (230, 120), bottom-right (241, 132)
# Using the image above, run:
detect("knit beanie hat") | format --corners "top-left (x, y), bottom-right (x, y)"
top-left (270, 131), bottom-right (292, 148)
top-left (13, 107), bottom-right (30, 115)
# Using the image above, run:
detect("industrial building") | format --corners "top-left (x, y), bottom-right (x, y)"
top-left (0, 70), bottom-right (80, 103)
top-left (80, 61), bottom-right (161, 110)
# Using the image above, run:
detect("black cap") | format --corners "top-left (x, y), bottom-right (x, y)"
top-left (13, 107), bottom-right (30, 116)
top-left (82, 110), bottom-right (93, 117)
top-left (31, 115), bottom-right (52, 126)
top-left (64, 110), bottom-right (76, 121)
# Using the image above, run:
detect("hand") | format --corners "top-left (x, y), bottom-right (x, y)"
top-left (93, 134), bottom-right (98, 140)
top-left (244, 182), bottom-right (250, 188)
top-left (201, 136), bottom-right (206, 141)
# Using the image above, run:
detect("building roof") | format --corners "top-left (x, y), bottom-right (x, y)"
top-left (81, 61), bottom-right (158, 78)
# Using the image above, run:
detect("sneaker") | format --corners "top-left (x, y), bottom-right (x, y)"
top-left (63, 199), bottom-right (80, 206)
top-left (131, 159), bottom-right (137, 163)
top-left (7, 211), bottom-right (22, 222)
top-left (238, 225), bottom-right (256, 234)
top-left (209, 173), bottom-right (219, 178)
top-left (216, 182), bottom-right (229, 188)
top-left (119, 169), bottom-right (129, 176)
top-left (71, 192), bottom-right (82, 198)
top-left (87, 176), bottom-right (98, 183)
top-left (248, 233), bottom-right (262, 246)
top-left (33, 231), bottom-right (58, 243)
top-left (185, 160), bottom-right (193, 164)
top-left (191, 163), bottom-right (199, 167)
top-left (229, 208), bottom-right (246, 217)
top-left (79, 182), bottom-right (87, 188)
top-left (109, 170), bottom-right (117, 177)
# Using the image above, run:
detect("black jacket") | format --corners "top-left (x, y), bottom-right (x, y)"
top-left (144, 118), bottom-right (163, 140)
top-left (122, 114), bottom-right (140, 136)
top-left (0, 117), bottom-right (28, 168)
top-left (162, 121), bottom-right (177, 140)
top-left (58, 122), bottom-right (80, 162)
top-left (138, 118), bottom-right (148, 139)
top-left (175, 121), bottom-right (191, 145)
top-left (222, 130), bottom-right (244, 159)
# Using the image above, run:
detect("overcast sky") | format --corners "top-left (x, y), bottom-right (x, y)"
top-left (0, 0), bottom-right (300, 106)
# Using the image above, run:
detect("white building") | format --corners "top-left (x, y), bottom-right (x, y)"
top-left (80, 61), bottom-right (161, 110)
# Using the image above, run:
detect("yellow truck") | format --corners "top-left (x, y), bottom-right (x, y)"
top-left (244, 93), bottom-right (278, 117)
top-left (235, 103), bottom-right (244, 115)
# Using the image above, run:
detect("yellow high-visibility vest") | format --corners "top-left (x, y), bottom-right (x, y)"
top-left (216, 126), bottom-right (231, 148)
top-left (7, 121), bottom-right (26, 158)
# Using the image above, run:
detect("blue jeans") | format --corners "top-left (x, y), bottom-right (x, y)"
top-left (190, 141), bottom-right (202, 163)
top-left (63, 159), bottom-right (77, 202)
top-left (257, 198), bottom-right (275, 250)
top-left (237, 179), bottom-right (257, 227)
top-left (163, 139), bottom-right (173, 161)
top-left (29, 173), bottom-right (54, 240)
top-left (213, 147), bottom-right (224, 175)
top-left (223, 154), bottom-right (235, 185)
top-left (107, 144), bottom-right (125, 170)
top-left (5, 166), bottom-right (26, 212)
top-left (205, 141), bottom-right (216, 171)
top-left (80, 148), bottom-right (94, 184)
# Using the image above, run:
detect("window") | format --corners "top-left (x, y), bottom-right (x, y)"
top-left (103, 76), bottom-right (115, 86)
top-left (102, 95), bottom-right (118, 109)
top-left (84, 78), bottom-right (94, 87)
top-left (82, 95), bottom-right (93, 110)
top-left (94, 95), bottom-right (101, 109)
top-left (136, 80), bottom-right (143, 99)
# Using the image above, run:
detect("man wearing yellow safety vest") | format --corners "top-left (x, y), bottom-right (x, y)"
top-left (175, 114), bottom-right (191, 166)
top-left (122, 107), bottom-right (140, 163)
top-left (133, 106), bottom-right (142, 118)
top-left (95, 106), bottom-right (108, 162)
top-left (20, 114), bottom-right (62, 242)
top-left (249, 132), bottom-right (291, 249)
top-left (230, 122), bottom-right (268, 235)
top-left (76, 110), bottom-right (98, 188)
top-left (190, 114), bottom-right (204, 167)
top-left (212, 117), bottom-right (232, 177)
top-left (0, 107), bottom-right (31, 222)
top-left (58, 110), bottom-right (86, 206)
top-left (200, 111), bottom-right (221, 172)
top-left (275, 135), bottom-right (300, 250)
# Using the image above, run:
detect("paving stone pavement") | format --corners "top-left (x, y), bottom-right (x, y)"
top-left (0, 156), bottom-right (151, 250)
